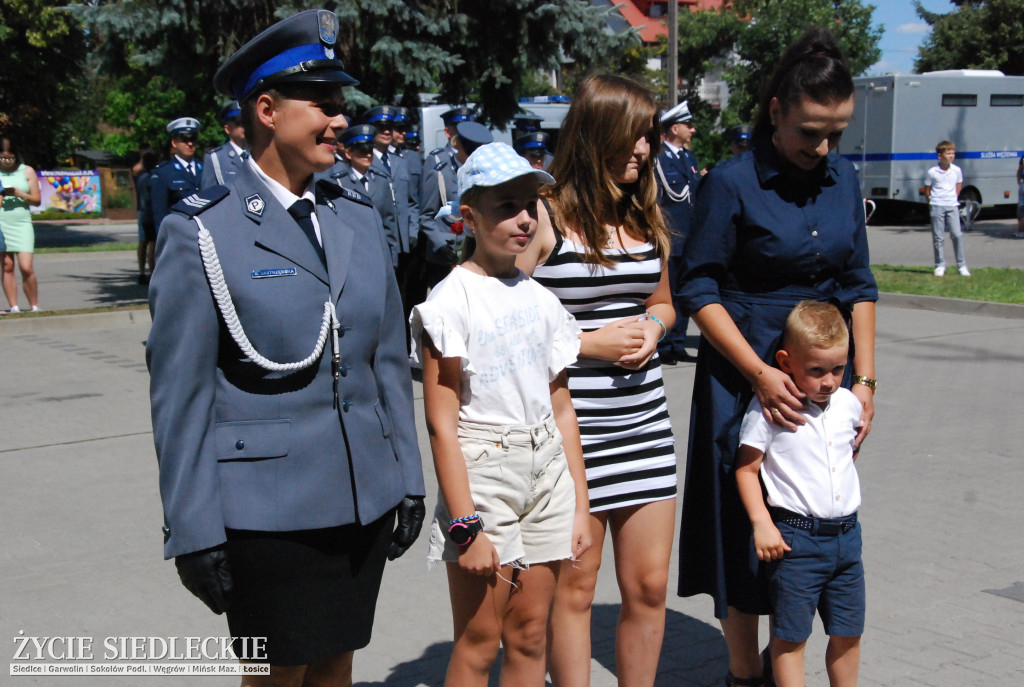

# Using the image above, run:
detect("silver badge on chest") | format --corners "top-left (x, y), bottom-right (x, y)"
top-left (245, 193), bottom-right (265, 216)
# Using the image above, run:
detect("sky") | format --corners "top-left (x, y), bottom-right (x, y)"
top-left (866, 0), bottom-right (959, 75)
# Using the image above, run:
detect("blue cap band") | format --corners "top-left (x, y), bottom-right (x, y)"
top-left (224, 108), bottom-right (241, 120)
top-left (346, 134), bottom-right (374, 144)
top-left (519, 140), bottom-right (546, 149)
top-left (445, 114), bottom-right (472, 124)
top-left (240, 43), bottom-right (332, 100)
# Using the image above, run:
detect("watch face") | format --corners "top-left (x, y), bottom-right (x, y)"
top-left (449, 522), bottom-right (472, 546)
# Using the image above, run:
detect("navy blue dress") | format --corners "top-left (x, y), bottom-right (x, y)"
top-left (675, 137), bottom-right (877, 618)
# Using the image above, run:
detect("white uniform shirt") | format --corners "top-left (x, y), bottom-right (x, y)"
top-left (739, 388), bottom-right (863, 518)
top-left (247, 158), bottom-right (320, 245)
top-left (410, 266), bottom-right (580, 425)
top-left (926, 163), bottom-right (962, 206)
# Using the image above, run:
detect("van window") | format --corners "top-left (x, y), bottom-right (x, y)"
top-left (941, 93), bottom-right (977, 106)
top-left (990, 94), bottom-right (1024, 107)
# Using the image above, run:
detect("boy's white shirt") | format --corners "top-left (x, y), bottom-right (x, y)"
top-left (409, 266), bottom-right (581, 425)
top-left (739, 388), bottom-right (862, 519)
top-left (925, 163), bottom-right (963, 206)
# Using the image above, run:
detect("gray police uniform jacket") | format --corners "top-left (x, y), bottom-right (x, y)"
top-left (372, 151), bottom-right (416, 256)
top-left (201, 143), bottom-right (246, 188)
top-left (418, 146), bottom-right (460, 265)
top-left (151, 158), bottom-right (203, 229)
top-left (146, 162), bottom-right (425, 560)
top-left (394, 147), bottom-right (422, 211)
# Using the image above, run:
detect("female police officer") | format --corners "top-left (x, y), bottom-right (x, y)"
top-left (146, 10), bottom-right (425, 685)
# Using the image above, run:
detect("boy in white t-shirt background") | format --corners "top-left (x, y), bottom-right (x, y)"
top-left (924, 140), bottom-right (969, 277)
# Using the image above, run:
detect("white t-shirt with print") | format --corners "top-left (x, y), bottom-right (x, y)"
top-left (410, 266), bottom-right (581, 425)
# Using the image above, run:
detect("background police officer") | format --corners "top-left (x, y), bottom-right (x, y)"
top-left (201, 101), bottom-right (247, 188)
top-left (150, 117), bottom-right (203, 231)
top-left (656, 101), bottom-right (700, 363)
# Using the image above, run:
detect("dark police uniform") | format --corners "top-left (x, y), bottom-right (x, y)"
top-left (147, 9), bottom-right (424, 666)
top-left (363, 106), bottom-right (416, 258)
top-left (150, 117), bottom-right (203, 230)
top-left (202, 101), bottom-right (247, 188)
top-left (655, 101), bottom-right (701, 363)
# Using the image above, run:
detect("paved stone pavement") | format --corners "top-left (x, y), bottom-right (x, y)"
top-left (2, 218), bottom-right (1023, 685)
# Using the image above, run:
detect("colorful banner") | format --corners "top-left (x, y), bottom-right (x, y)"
top-left (33, 170), bottom-right (101, 214)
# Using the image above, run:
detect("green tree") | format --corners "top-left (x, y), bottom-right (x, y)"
top-left (0, 0), bottom-right (89, 166)
top-left (914, 0), bottom-right (1024, 74)
top-left (661, 0), bottom-right (881, 164)
top-left (71, 0), bottom-right (636, 154)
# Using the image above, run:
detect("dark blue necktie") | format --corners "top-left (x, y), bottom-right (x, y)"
top-left (381, 152), bottom-right (391, 174)
top-left (287, 199), bottom-right (326, 268)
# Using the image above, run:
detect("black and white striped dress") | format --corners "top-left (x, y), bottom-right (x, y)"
top-left (533, 231), bottom-right (677, 512)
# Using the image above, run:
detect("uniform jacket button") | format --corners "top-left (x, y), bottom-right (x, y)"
top-left (235, 440), bottom-right (245, 450)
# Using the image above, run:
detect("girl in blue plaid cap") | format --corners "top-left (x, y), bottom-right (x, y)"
top-left (410, 142), bottom-right (592, 686)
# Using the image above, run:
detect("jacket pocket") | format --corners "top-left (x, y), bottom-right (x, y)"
top-left (373, 402), bottom-right (392, 438)
top-left (215, 419), bottom-right (290, 461)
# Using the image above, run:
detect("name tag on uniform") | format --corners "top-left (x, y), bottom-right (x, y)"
top-left (251, 268), bottom-right (297, 279)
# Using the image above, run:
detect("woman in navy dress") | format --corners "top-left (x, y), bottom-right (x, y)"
top-left (675, 28), bottom-right (878, 686)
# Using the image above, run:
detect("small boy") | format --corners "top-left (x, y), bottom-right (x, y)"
top-left (735, 301), bottom-right (866, 687)
top-left (924, 140), bottom-right (969, 277)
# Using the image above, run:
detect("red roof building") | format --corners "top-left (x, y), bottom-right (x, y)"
top-left (613, 0), bottom-right (729, 44)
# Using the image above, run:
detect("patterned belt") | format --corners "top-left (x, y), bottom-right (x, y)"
top-left (769, 507), bottom-right (858, 536)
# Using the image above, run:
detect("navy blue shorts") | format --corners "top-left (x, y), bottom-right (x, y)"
top-left (768, 519), bottom-right (865, 642)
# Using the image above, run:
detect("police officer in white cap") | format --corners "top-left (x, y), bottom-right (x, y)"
top-left (201, 101), bottom-right (247, 188)
top-left (150, 117), bottom-right (203, 230)
top-left (655, 100), bottom-right (700, 363)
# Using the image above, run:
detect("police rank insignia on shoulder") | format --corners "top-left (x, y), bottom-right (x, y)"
top-left (171, 186), bottom-right (230, 217)
top-left (338, 186), bottom-right (373, 208)
top-left (245, 194), bottom-right (265, 216)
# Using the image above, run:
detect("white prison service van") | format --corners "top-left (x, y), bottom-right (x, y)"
top-left (839, 70), bottom-right (1024, 212)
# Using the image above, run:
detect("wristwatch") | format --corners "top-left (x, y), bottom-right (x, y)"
top-left (448, 517), bottom-right (484, 547)
top-left (852, 374), bottom-right (878, 393)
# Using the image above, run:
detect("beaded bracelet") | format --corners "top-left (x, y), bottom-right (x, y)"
top-left (647, 312), bottom-right (667, 342)
top-left (449, 513), bottom-right (481, 526)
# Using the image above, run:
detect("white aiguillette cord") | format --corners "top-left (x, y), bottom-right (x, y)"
top-left (654, 157), bottom-right (690, 204)
top-left (194, 216), bottom-right (340, 376)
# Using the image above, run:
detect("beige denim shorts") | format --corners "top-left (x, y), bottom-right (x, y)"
top-left (427, 415), bottom-right (576, 568)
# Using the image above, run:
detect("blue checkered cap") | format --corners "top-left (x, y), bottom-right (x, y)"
top-left (456, 142), bottom-right (555, 203)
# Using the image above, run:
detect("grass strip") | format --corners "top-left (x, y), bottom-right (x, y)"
top-left (871, 264), bottom-right (1024, 305)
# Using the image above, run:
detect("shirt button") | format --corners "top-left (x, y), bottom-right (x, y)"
top-left (836, 495), bottom-right (841, 501)
top-left (811, 230), bottom-right (818, 237)
top-left (235, 440), bottom-right (245, 450)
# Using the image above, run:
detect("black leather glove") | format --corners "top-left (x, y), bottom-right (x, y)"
top-left (388, 496), bottom-right (426, 561)
top-left (174, 546), bottom-right (233, 615)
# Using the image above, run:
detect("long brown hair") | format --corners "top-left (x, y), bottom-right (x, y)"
top-left (547, 74), bottom-right (669, 266)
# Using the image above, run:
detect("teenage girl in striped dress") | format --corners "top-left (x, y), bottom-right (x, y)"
top-left (517, 73), bottom-right (677, 686)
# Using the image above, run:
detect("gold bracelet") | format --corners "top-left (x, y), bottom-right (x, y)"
top-left (852, 374), bottom-right (878, 393)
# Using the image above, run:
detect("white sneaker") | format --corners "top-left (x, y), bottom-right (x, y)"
top-left (933, 266), bottom-right (945, 277)
top-left (7, 305), bottom-right (21, 313)
top-left (29, 305), bottom-right (40, 312)
top-left (958, 266), bottom-right (971, 277)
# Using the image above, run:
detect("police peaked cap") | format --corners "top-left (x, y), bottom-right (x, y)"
top-left (166, 117), bottom-right (200, 137)
top-left (214, 9), bottom-right (357, 101)
top-left (392, 107), bottom-right (410, 125)
top-left (514, 131), bottom-right (549, 152)
top-left (660, 100), bottom-right (693, 126)
top-left (404, 124), bottom-right (420, 141)
top-left (340, 124), bottom-right (376, 147)
top-left (362, 105), bottom-right (397, 124)
top-left (442, 106), bottom-right (475, 125)
top-left (513, 112), bottom-right (543, 132)
top-left (218, 101), bottom-right (242, 123)
top-left (455, 121), bottom-right (493, 157)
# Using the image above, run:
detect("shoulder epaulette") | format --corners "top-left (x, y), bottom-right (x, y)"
top-left (433, 160), bottom-right (448, 171)
top-left (317, 178), bottom-right (373, 209)
top-left (152, 160), bottom-right (173, 171)
top-left (170, 185), bottom-right (230, 217)
top-left (428, 147), bottom-right (444, 157)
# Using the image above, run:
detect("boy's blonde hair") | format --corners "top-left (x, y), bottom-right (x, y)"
top-left (936, 140), bottom-right (956, 154)
top-left (782, 301), bottom-right (849, 352)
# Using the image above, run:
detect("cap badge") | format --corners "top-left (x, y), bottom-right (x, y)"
top-left (245, 193), bottom-right (265, 216)
top-left (318, 10), bottom-right (337, 46)
top-left (325, 47), bottom-right (335, 60)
